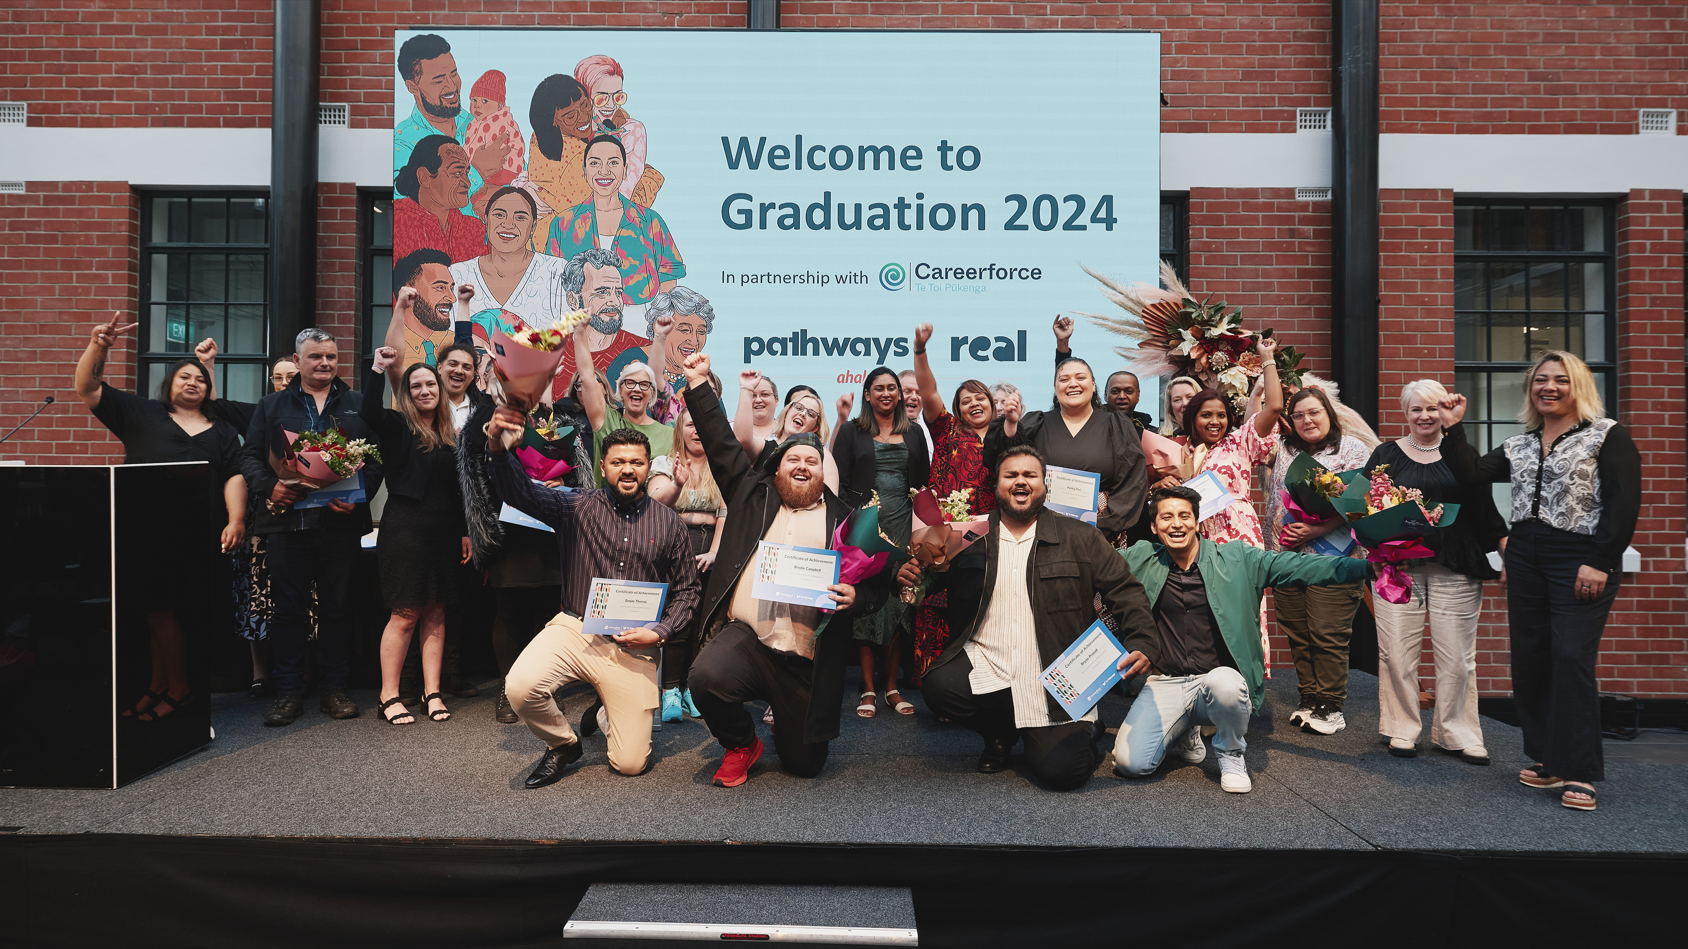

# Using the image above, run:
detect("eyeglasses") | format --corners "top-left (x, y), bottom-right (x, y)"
top-left (593, 91), bottom-right (629, 108)
top-left (620, 380), bottom-right (653, 393)
top-left (788, 405), bottom-right (820, 422)
top-left (1289, 410), bottom-right (1326, 423)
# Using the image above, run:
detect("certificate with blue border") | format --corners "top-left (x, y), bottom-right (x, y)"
top-left (751, 541), bottom-right (841, 610)
top-left (582, 578), bottom-right (668, 636)
top-left (1185, 469), bottom-right (1237, 522)
top-left (1039, 620), bottom-right (1128, 720)
top-left (296, 470), bottom-right (366, 509)
top-left (1045, 465), bottom-right (1101, 524)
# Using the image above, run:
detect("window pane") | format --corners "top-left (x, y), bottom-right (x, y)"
top-left (1488, 262), bottom-right (1527, 310)
top-left (148, 254), bottom-right (170, 303)
top-left (372, 199), bottom-right (393, 248)
top-left (152, 197), bottom-right (189, 243)
top-left (148, 303), bottom-right (173, 351)
top-left (1491, 206), bottom-right (1528, 251)
top-left (1529, 315), bottom-right (1567, 358)
top-left (1528, 206), bottom-right (1563, 251)
top-left (164, 253), bottom-right (190, 301)
top-left (1491, 371), bottom-right (1525, 421)
top-left (1569, 262), bottom-right (1604, 311)
top-left (224, 362), bottom-right (264, 403)
top-left (1528, 262), bottom-right (1566, 310)
top-left (229, 198), bottom-right (266, 244)
top-left (1578, 206), bottom-right (1604, 251)
top-left (227, 304), bottom-right (265, 353)
top-left (228, 254), bottom-right (265, 302)
top-left (188, 255), bottom-right (226, 302)
top-left (1454, 261), bottom-right (1482, 309)
top-left (1159, 201), bottom-right (1175, 253)
top-left (161, 304), bottom-right (188, 349)
top-left (188, 305), bottom-right (220, 350)
top-left (1583, 312), bottom-right (1606, 363)
top-left (144, 361), bottom-right (166, 400)
top-left (1455, 370), bottom-right (1486, 418)
top-left (189, 198), bottom-right (228, 243)
top-left (1489, 312), bottom-right (1528, 361)
top-left (1453, 206), bottom-right (1476, 250)
top-left (1454, 312), bottom-right (1486, 361)
top-left (370, 253), bottom-right (392, 303)
top-left (370, 305), bottom-right (392, 341)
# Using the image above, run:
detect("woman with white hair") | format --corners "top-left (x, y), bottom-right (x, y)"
top-left (1362, 378), bottom-right (1509, 766)
top-left (1442, 353), bottom-right (1640, 812)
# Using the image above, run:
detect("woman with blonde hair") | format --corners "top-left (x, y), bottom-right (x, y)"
top-left (733, 373), bottom-right (840, 493)
top-left (1161, 375), bottom-right (1201, 437)
top-left (649, 401), bottom-right (727, 721)
top-left (1442, 352), bottom-right (1641, 811)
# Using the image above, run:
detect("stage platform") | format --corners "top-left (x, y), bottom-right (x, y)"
top-left (4, 671), bottom-right (1687, 946)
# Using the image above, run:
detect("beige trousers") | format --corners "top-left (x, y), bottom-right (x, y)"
top-left (1372, 562), bottom-right (1487, 752)
top-left (506, 612), bottom-right (659, 775)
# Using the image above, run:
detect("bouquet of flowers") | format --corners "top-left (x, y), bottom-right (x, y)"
top-left (901, 487), bottom-right (991, 605)
top-left (513, 407), bottom-right (577, 483)
top-left (266, 427), bottom-right (382, 514)
top-left (1329, 465), bottom-right (1460, 603)
top-left (1076, 260), bottom-right (1307, 412)
top-left (1278, 452), bottom-right (1361, 553)
top-left (485, 308), bottom-right (590, 449)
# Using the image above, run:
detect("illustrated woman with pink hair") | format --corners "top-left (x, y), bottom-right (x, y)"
top-left (574, 54), bottom-right (662, 205)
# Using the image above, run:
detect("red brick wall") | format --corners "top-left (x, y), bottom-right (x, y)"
top-left (316, 182), bottom-right (363, 367)
top-left (1375, 188), bottom-right (1455, 442)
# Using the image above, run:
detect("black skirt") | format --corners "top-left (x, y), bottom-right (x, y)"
top-left (377, 448), bottom-right (468, 610)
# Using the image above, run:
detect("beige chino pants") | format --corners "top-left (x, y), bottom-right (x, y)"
top-left (506, 612), bottom-right (660, 775)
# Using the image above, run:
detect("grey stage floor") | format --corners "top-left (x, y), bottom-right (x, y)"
top-left (3, 671), bottom-right (1684, 853)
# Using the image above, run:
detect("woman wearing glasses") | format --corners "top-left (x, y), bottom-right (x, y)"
top-left (575, 54), bottom-right (661, 206)
top-left (574, 310), bottom-right (674, 485)
top-left (732, 373), bottom-right (839, 492)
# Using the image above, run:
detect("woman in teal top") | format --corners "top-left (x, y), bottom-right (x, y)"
top-left (545, 135), bottom-right (684, 311)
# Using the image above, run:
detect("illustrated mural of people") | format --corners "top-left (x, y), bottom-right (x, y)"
top-left (393, 33), bottom-right (511, 214)
top-left (552, 246), bottom-right (652, 402)
top-left (545, 135), bottom-right (685, 324)
top-left (448, 186), bottom-right (571, 332)
top-left (517, 74), bottom-right (595, 250)
top-left (392, 247), bottom-right (458, 367)
top-left (464, 69), bottom-right (523, 214)
top-left (644, 286), bottom-right (712, 423)
top-left (574, 54), bottom-right (662, 206)
top-left (394, 135), bottom-right (491, 264)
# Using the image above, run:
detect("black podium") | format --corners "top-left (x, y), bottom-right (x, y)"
top-left (0, 463), bottom-right (215, 788)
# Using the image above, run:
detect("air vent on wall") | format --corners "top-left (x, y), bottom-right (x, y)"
top-left (1296, 187), bottom-right (1331, 201)
top-left (0, 182), bottom-right (25, 194)
top-left (0, 103), bottom-right (26, 125)
top-left (319, 103), bottom-right (348, 127)
top-left (1639, 109), bottom-right (1676, 134)
top-left (1296, 108), bottom-right (1330, 132)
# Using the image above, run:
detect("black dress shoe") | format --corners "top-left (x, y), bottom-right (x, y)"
top-left (579, 698), bottom-right (604, 738)
top-left (977, 736), bottom-right (1013, 773)
top-left (495, 688), bottom-right (519, 724)
top-left (264, 693), bottom-right (305, 727)
top-left (319, 690), bottom-right (360, 719)
top-left (524, 741), bottom-right (583, 789)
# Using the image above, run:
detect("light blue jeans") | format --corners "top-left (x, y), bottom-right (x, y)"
top-left (1113, 667), bottom-right (1251, 777)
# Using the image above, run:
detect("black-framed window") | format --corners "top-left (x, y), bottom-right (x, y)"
top-left (1453, 200), bottom-right (1617, 459)
top-left (139, 193), bottom-right (270, 403)
top-left (359, 192), bottom-right (394, 378)
top-left (1160, 193), bottom-right (1188, 284)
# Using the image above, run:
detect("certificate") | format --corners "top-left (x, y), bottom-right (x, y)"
top-left (1045, 465), bottom-right (1101, 524)
top-left (498, 481), bottom-right (571, 533)
top-left (296, 470), bottom-right (366, 510)
top-left (582, 578), bottom-right (668, 636)
top-left (1184, 470), bottom-right (1236, 522)
top-left (1281, 508), bottom-right (1357, 558)
top-left (751, 541), bottom-right (841, 610)
top-left (1039, 620), bottom-right (1128, 720)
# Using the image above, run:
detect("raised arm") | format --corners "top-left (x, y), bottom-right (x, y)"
top-left (682, 353), bottom-right (754, 497)
top-left (485, 405), bottom-right (577, 529)
top-left (731, 370), bottom-right (765, 460)
top-left (573, 318), bottom-right (608, 431)
top-left (1250, 336), bottom-right (1284, 438)
top-left (1052, 315), bottom-right (1073, 363)
top-left (1438, 393), bottom-right (1512, 485)
top-left (912, 323), bottom-right (947, 425)
top-left (75, 312), bottom-right (132, 410)
top-left (360, 351), bottom-right (409, 446)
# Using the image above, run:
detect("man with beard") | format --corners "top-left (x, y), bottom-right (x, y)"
top-left (677, 352), bottom-right (891, 787)
top-left (483, 412), bottom-right (700, 786)
top-left (897, 445), bottom-right (1158, 791)
top-left (554, 247), bottom-right (653, 400)
top-left (391, 249), bottom-right (458, 369)
top-left (393, 33), bottom-right (510, 214)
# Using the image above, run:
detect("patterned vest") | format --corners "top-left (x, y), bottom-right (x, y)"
top-left (1502, 418), bottom-right (1616, 536)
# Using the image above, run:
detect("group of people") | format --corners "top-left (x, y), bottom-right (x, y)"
top-left (76, 301), bottom-right (1639, 812)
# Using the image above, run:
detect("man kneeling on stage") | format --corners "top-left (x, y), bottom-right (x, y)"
top-left (678, 353), bottom-right (891, 787)
top-left (1114, 486), bottom-right (1369, 793)
top-left (897, 446), bottom-right (1159, 791)
top-left (486, 408), bottom-right (700, 787)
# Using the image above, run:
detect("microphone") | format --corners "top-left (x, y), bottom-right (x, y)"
top-left (0, 396), bottom-right (58, 446)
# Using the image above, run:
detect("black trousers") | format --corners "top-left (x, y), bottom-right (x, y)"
top-left (924, 651), bottom-right (1099, 791)
top-left (266, 530), bottom-right (358, 693)
top-left (1506, 522), bottom-right (1619, 783)
top-left (688, 622), bottom-right (828, 778)
top-left (490, 585), bottom-right (562, 677)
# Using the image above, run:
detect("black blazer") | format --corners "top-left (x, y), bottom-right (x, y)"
top-left (830, 416), bottom-right (930, 509)
top-left (359, 367), bottom-right (456, 504)
top-left (687, 380), bottom-right (892, 745)
top-left (239, 374), bottom-right (382, 535)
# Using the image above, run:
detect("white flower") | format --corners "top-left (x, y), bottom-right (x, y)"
top-left (1218, 365), bottom-right (1250, 396)
top-left (1175, 327), bottom-right (1202, 355)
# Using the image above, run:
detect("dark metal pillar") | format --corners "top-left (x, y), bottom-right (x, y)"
top-left (747, 0), bottom-right (780, 30)
top-left (269, 0), bottom-right (320, 361)
top-left (1330, 0), bottom-right (1379, 427)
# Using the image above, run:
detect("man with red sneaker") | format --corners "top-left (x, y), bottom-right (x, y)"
top-left (677, 352), bottom-right (892, 787)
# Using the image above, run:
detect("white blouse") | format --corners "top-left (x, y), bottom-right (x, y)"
top-left (448, 252), bottom-right (571, 330)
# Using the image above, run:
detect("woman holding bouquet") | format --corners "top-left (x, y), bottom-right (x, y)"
top-left (649, 402), bottom-right (726, 721)
top-left (1442, 353), bottom-right (1640, 811)
top-left (363, 337), bottom-right (471, 726)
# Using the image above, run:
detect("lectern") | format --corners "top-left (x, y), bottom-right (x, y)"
top-left (0, 463), bottom-right (214, 788)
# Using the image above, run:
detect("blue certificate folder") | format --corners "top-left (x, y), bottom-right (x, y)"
top-left (750, 541), bottom-right (841, 610)
top-left (582, 578), bottom-right (669, 636)
top-left (1044, 465), bottom-right (1101, 524)
top-left (296, 470), bottom-right (366, 510)
top-left (1039, 620), bottom-right (1129, 720)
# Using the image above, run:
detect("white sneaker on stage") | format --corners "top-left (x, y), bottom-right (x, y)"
top-left (1217, 751), bottom-right (1252, 793)
top-left (1169, 725), bottom-right (1207, 764)
top-left (1302, 706), bottom-right (1346, 735)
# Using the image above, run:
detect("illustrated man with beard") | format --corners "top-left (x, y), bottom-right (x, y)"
top-left (484, 411), bottom-right (700, 787)
top-left (393, 33), bottom-right (510, 214)
top-left (553, 246), bottom-right (653, 400)
top-left (677, 352), bottom-right (892, 788)
top-left (391, 248), bottom-right (457, 369)
top-left (897, 445), bottom-right (1158, 791)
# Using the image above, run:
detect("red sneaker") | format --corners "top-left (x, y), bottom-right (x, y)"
top-left (713, 737), bottom-right (764, 788)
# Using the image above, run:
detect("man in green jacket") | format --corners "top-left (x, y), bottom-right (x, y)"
top-left (1115, 486), bottom-right (1369, 793)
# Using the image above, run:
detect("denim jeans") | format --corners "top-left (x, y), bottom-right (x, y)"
top-left (1113, 666), bottom-right (1250, 777)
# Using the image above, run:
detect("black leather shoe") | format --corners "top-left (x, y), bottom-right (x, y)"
top-left (319, 690), bottom-right (359, 719)
top-left (523, 741), bottom-right (583, 789)
top-left (495, 688), bottom-right (518, 724)
top-left (579, 698), bottom-right (604, 738)
top-left (264, 693), bottom-right (304, 727)
top-left (977, 736), bottom-right (1013, 773)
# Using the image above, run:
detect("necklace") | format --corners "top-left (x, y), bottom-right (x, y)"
top-left (1406, 433), bottom-right (1442, 453)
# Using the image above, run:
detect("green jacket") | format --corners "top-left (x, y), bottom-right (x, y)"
top-left (1121, 539), bottom-right (1369, 711)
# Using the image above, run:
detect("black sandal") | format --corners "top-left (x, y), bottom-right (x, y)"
top-left (379, 696), bottom-right (415, 725)
top-left (424, 691), bottom-right (451, 722)
top-left (122, 689), bottom-right (165, 719)
top-left (1561, 784), bottom-right (1597, 811)
top-left (139, 690), bottom-right (193, 722)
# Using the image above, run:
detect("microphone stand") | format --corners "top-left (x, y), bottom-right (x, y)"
top-left (0, 396), bottom-right (58, 445)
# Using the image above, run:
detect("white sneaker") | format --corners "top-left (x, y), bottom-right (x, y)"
top-left (1302, 706), bottom-right (1346, 735)
top-left (1169, 725), bottom-right (1207, 763)
top-left (1217, 751), bottom-right (1252, 793)
top-left (1288, 697), bottom-right (1316, 727)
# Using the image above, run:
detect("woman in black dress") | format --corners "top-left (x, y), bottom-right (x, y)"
top-left (364, 345), bottom-right (470, 725)
top-left (74, 312), bottom-right (248, 722)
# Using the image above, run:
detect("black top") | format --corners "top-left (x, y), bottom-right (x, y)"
top-left (1363, 441), bottom-right (1508, 581)
top-left (831, 418), bottom-right (930, 509)
top-left (982, 407), bottom-right (1148, 534)
top-left (91, 384), bottom-right (244, 525)
top-left (1152, 560), bottom-right (1235, 677)
top-left (359, 367), bottom-right (457, 504)
top-left (238, 374), bottom-right (382, 535)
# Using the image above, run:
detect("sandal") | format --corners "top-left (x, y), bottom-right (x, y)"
top-left (885, 690), bottom-right (914, 716)
top-left (122, 689), bottom-right (165, 719)
top-left (424, 691), bottom-right (451, 722)
top-left (138, 690), bottom-right (193, 722)
top-left (1519, 764), bottom-right (1564, 789)
top-left (1561, 783), bottom-right (1597, 811)
top-left (379, 696), bottom-right (415, 725)
top-left (856, 691), bottom-right (877, 718)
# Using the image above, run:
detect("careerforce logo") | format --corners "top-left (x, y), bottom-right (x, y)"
top-left (879, 261), bottom-right (1044, 291)
top-left (879, 262), bottom-right (907, 291)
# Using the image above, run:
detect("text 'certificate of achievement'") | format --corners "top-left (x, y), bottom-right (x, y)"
top-left (582, 578), bottom-right (668, 636)
top-left (1045, 466), bottom-right (1101, 524)
top-left (1185, 470), bottom-right (1237, 522)
top-left (297, 470), bottom-right (366, 510)
top-left (1040, 620), bottom-right (1128, 720)
top-left (751, 541), bottom-right (841, 611)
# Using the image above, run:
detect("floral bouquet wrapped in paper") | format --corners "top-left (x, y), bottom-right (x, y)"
top-left (901, 487), bottom-right (991, 605)
top-left (266, 427), bottom-right (382, 514)
top-left (1329, 464), bottom-right (1460, 603)
top-left (512, 407), bottom-right (577, 483)
top-left (485, 309), bottom-right (590, 449)
top-left (1278, 452), bottom-right (1361, 552)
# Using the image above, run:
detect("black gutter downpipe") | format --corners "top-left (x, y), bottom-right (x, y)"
top-left (1330, 0), bottom-right (1379, 428)
top-left (269, 0), bottom-right (320, 364)
top-left (748, 0), bottom-right (780, 30)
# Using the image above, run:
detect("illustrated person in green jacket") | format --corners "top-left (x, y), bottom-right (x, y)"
top-left (1114, 485), bottom-right (1369, 793)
